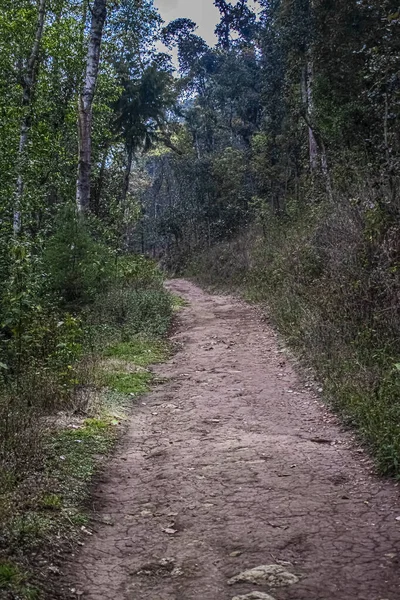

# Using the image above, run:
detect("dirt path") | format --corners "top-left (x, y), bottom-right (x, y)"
top-left (65, 280), bottom-right (400, 600)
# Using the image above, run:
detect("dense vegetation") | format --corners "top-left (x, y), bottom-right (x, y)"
top-left (0, 0), bottom-right (399, 595)
top-left (0, 1), bottom-right (177, 596)
top-left (137, 1), bottom-right (400, 477)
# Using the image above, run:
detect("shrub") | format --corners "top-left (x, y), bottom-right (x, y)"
top-left (90, 287), bottom-right (173, 342)
top-left (43, 207), bottom-right (115, 308)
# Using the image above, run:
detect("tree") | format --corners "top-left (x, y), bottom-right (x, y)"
top-left (76, 0), bottom-right (108, 215)
top-left (14, 0), bottom-right (47, 234)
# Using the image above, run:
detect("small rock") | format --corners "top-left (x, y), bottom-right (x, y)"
top-left (232, 594), bottom-right (276, 600)
top-left (48, 565), bottom-right (60, 575)
top-left (230, 550), bottom-right (243, 557)
top-left (228, 564), bottom-right (299, 588)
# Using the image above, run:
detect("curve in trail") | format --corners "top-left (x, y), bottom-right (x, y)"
top-left (65, 279), bottom-right (400, 600)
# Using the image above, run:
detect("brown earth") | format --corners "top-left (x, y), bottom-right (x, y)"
top-left (63, 279), bottom-right (400, 600)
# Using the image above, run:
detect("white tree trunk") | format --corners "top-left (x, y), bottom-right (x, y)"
top-left (76, 0), bottom-right (107, 215)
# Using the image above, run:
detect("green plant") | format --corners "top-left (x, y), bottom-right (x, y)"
top-left (104, 336), bottom-right (170, 365)
top-left (0, 561), bottom-right (39, 598)
top-left (43, 207), bottom-right (115, 308)
top-left (90, 287), bottom-right (173, 340)
top-left (101, 370), bottom-right (153, 395)
top-left (40, 494), bottom-right (62, 511)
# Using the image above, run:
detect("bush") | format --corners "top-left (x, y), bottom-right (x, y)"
top-left (43, 207), bottom-right (115, 308)
top-left (90, 287), bottom-right (173, 342)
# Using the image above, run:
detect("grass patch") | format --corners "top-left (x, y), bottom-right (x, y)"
top-left (104, 336), bottom-right (170, 365)
top-left (172, 294), bottom-right (188, 310)
top-left (46, 410), bottom-right (121, 506)
top-left (0, 560), bottom-right (39, 599)
top-left (102, 370), bottom-right (153, 395)
top-left (39, 494), bottom-right (62, 511)
top-left (0, 260), bottom-right (175, 598)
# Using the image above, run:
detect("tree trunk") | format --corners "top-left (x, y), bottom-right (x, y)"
top-left (92, 141), bottom-right (110, 215)
top-left (306, 61), bottom-right (318, 171)
top-left (301, 63), bottom-right (318, 172)
top-left (14, 0), bottom-right (46, 234)
top-left (122, 147), bottom-right (134, 207)
top-left (76, 0), bottom-right (107, 215)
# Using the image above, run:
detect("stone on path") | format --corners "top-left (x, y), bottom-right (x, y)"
top-left (228, 564), bottom-right (299, 588)
top-left (232, 593), bottom-right (277, 600)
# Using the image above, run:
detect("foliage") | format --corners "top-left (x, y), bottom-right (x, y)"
top-left (43, 207), bottom-right (115, 307)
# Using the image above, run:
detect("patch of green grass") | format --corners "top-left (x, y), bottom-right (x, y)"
top-left (172, 294), bottom-right (188, 309)
top-left (0, 561), bottom-right (40, 599)
top-left (39, 493), bottom-right (63, 511)
top-left (66, 510), bottom-right (89, 526)
top-left (0, 561), bottom-right (25, 587)
top-left (48, 418), bottom-right (115, 494)
top-left (104, 336), bottom-right (170, 366)
top-left (102, 370), bottom-right (153, 395)
top-left (7, 513), bottom-right (54, 546)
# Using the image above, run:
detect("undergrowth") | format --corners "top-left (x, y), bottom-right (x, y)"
top-left (0, 248), bottom-right (175, 599)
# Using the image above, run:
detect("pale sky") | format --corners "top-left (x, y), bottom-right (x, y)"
top-left (154, 0), bottom-right (220, 47)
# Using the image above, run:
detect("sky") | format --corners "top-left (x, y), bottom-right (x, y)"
top-left (153, 0), bottom-right (220, 47)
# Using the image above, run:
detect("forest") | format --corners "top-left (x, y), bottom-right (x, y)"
top-left (0, 0), bottom-right (399, 597)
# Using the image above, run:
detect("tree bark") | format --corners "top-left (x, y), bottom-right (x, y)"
top-left (76, 0), bottom-right (107, 215)
top-left (14, 0), bottom-right (46, 234)
top-left (92, 141), bottom-right (110, 215)
top-left (301, 110), bottom-right (333, 202)
top-left (301, 63), bottom-right (318, 172)
top-left (122, 147), bottom-right (134, 208)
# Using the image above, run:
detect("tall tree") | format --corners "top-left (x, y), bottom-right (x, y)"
top-left (14, 0), bottom-right (47, 234)
top-left (76, 0), bottom-right (107, 215)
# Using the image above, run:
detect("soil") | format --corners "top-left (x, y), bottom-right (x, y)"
top-left (63, 279), bottom-right (400, 600)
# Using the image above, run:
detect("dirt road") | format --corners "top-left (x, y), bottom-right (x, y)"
top-left (65, 279), bottom-right (400, 600)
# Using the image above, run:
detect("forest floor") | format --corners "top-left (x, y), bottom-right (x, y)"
top-left (62, 279), bottom-right (400, 600)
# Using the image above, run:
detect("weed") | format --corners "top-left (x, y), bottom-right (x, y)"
top-left (172, 294), bottom-right (188, 310)
top-left (0, 561), bottom-right (24, 587)
top-left (40, 494), bottom-right (62, 511)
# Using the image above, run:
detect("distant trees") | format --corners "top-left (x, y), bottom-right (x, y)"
top-left (138, 0), bottom-right (400, 260)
